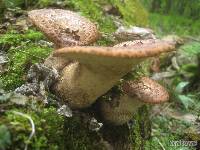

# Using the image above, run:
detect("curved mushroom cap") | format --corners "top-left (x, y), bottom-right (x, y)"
top-left (122, 77), bottom-right (169, 104)
top-left (53, 40), bottom-right (175, 72)
top-left (28, 9), bottom-right (99, 48)
top-left (113, 39), bottom-right (171, 48)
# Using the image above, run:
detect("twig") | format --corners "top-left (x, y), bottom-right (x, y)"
top-left (155, 137), bottom-right (166, 150)
top-left (12, 111), bottom-right (35, 150)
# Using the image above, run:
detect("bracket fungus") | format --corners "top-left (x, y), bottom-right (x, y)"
top-left (53, 41), bottom-right (175, 109)
top-left (28, 9), bottom-right (99, 48)
top-left (100, 77), bottom-right (169, 125)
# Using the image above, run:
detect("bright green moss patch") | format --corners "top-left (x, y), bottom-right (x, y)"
top-left (1, 45), bottom-right (52, 90)
top-left (0, 30), bottom-right (44, 46)
top-left (0, 30), bottom-right (52, 90)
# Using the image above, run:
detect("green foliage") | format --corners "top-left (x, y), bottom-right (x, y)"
top-left (0, 30), bottom-right (52, 90)
top-left (37, 0), bottom-right (61, 7)
top-left (65, 0), bottom-right (117, 34)
top-left (181, 42), bottom-right (200, 56)
top-left (141, 0), bottom-right (200, 20)
top-left (65, 0), bottom-right (148, 34)
top-left (1, 0), bottom-right (25, 8)
top-left (109, 0), bottom-right (148, 26)
top-left (0, 125), bottom-right (11, 150)
top-left (145, 115), bottom-right (194, 150)
top-left (149, 13), bottom-right (200, 36)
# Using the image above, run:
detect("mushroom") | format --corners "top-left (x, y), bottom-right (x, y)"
top-left (28, 9), bottom-right (99, 70)
top-left (99, 77), bottom-right (169, 125)
top-left (28, 9), bottom-right (99, 48)
top-left (52, 40), bottom-right (175, 109)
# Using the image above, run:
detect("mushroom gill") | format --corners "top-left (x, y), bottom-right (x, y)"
top-left (53, 40), bottom-right (175, 109)
top-left (99, 77), bottom-right (169, 125)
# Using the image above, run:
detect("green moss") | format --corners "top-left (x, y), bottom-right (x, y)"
top-left (63, 116), bottom-right (105, 150)
top-left (108, 0), bottom-right (148, 26)
top-left (1, 103), bottom-right (105, 150)
top-left (67, 0), bottom-right (149, 31)
top-left (5, 106), bottom-right (64, 150)
top-left (0, 125), bottom-right (11, 150)
top-left (65, 0), bottom-right (117, 34)
top-left (129, 105), bottom-right (151, 150)
top-left (0, 30), bottom-right (52, 90)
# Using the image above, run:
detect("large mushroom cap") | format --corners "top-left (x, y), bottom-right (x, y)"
top-left (122, 77), bottom-right (169, 104)
top-left (28, 9), bottom-right (99, 47)
top-left (53, 40), bottom-right (175, 72)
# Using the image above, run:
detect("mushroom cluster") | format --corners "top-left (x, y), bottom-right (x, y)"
top-left (28, 9), bottom-right (176, 125)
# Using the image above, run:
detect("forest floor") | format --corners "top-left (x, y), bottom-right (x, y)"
top-left (0, 1), bottom-right (200, 150)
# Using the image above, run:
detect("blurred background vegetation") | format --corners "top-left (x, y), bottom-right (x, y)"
top-left (0, 0), bottom-right (200, 150)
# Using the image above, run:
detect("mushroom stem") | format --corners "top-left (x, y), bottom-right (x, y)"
top-left (100, 77), bottom-right (169, 125)
top-left (43, 54), bottom-right (71, 71)
top-left (99, 94), bottom-right (144, 125)
top-left (53, 61), bottom-right (138, 108)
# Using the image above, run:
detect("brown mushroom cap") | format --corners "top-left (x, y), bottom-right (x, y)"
top-left (113, 39), bottom-right (171, 48)
top-left (28, 9), bottom-right (99, 48)
top-left (122, 77), bottom-right (169, 104)
top-left (53, 40), bottom-right (175, 72)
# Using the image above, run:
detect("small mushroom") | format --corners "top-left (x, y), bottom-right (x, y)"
top-left (52, 41), bottom-right (175, 109)
top-left (100, 77), bottom-right (169, 125)
top-left (28, 9), bottom-right (99, 48)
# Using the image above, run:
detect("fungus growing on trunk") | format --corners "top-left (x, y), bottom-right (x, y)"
top-left (53, 41), bottom-right (175, 108)
top-left (100, 77), bottom-right (169, 125)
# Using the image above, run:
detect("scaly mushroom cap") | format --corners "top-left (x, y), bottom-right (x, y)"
top-left (99, 77), bottom-right (169, 125)
top-left (113, 39), bottom-right (168, 48)
top-left (28, 9), bottom-right (99, 48)
top-left (122, 77), bottom-right (169, 104)
top-left (53, 40), bottom-right (175, 72)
